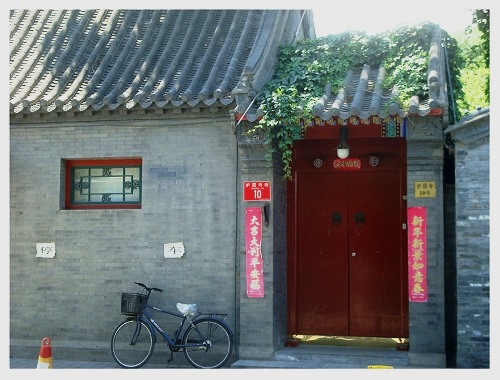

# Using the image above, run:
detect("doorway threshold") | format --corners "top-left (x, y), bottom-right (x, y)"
top-left (287, 335), bottom-right (409, 350)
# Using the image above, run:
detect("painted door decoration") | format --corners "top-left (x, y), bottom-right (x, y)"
top-left (287, 138), bottom-right (408, 338)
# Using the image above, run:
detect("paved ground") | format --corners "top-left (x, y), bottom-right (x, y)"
top-left (7, 357), bottom-right (241, 380)
top-left (10, 357), bottom-right (120, 369)
top-left (9, 357), bottom-right (194, 369)
top-left (8, 344), bottom-right (202, 370)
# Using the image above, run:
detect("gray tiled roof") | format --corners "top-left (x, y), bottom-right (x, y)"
top-left (10, 9), bottom-right (314, 120)
top-left (312, 28), bottom-right (448, 120)
top-left (10, 10), bottom-right (446, 123)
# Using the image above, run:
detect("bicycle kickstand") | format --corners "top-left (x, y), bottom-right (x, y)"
top-left (167, 350), bottom-right (174, 364)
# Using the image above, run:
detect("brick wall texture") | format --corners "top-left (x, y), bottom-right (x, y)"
top-left (10, 116), bottom-right (239, 353)
top-left (454, 140), bottom-right (490, 368)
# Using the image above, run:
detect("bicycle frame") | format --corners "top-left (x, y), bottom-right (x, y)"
top-left (132, 303), bottom-right (227, 351)
top-left (133, 304), bottom-right (191, 348)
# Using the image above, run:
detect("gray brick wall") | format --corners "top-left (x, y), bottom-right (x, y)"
top-left (10, 115), bottom-right (238, 355)
top-left (406, 117), bottom-right (447, 368)
top-left (453, 132), bottom-right (490, 368)
top-left (443, 108), bottom-right (490, 368)
top-left (236, 135), bottom-right (275, 359)
top-left (234, 123), bottom-right (288, 360)
top-left (270, 148), bottom-right (288, 349)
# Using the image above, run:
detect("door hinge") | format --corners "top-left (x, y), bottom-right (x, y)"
top-left (402, 223), bottom-right (407, 230)
top-left (402, 195), bottom-right (408, 200)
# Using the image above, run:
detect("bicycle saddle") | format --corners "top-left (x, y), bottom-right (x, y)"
top-left (176, 303), bottom-right (198, 316)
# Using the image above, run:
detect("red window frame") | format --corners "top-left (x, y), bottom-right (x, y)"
top-left (65, 158), bottom-right (142, 210)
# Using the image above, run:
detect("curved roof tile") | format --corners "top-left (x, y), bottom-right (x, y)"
top-left (312, 28), bottom-right (448, 121)
top-left (10, 9), bottom-right (314, 119)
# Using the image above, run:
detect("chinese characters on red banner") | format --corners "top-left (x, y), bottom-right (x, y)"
top-left (408, 207), bottom-right (428, 302)
top-left (245, 207), bottom-right (264, 298)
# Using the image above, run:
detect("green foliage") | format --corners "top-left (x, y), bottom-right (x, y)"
top-left (457, 66), bottom-right (489, 111)
top-left (471, 9), bottom-right (490, 104)
top-left (249, 23), bottom-right (463, 179)
top-left (455, 20), bottom-right (489, 113)
top-left (473, 9), bottom-right (490, 64)
top-left (382, 24), bottom-right (439, 101)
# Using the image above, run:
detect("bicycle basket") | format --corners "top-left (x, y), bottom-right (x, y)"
top-left (121, 293), bottom-right (147, 316)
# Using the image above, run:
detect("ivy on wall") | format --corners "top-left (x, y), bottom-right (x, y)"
top-left (250, 22), bottom-right (462, 179)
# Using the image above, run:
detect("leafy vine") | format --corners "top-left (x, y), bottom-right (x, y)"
top-left (248, 22), bottom-right (462, 179)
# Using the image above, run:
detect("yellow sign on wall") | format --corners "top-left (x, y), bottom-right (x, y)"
top-left (415, 181), bottom-right (436, 198)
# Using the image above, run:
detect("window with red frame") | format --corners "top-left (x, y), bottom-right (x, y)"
top-left (65, 158), bottom-right (142, 209)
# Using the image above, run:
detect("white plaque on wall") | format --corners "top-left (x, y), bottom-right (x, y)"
top-left (164, 242), bottom-right (185, 258)
top-left (36, 242), bottom-right (56, 258)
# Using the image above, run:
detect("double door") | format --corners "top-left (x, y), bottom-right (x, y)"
top-left (287, 138), bottom-right (408, 338)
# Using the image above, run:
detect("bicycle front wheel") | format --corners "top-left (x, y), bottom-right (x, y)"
top-left (183, 317), bottom-right (234, 369)
top-left (111, 319), bottom-right (155, 368)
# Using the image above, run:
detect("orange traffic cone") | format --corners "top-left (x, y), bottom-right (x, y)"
top-left (36, 337), bottom-right (53, 369)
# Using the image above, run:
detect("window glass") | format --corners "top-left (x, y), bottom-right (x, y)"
top-left (65, 159), bottom-right (142, 209)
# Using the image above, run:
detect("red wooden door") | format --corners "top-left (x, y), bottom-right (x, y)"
top-left (287, 138), bottom-right (408, 338)
top-left (348, 170), bottom-right (407, 337)
top-left (295, 171), bottom-right (350, 335)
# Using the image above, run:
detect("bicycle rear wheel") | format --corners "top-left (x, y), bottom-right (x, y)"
top-left (183, 317), bottom-right (234, 369)
top-left (111, 319), bottom-right (155, 368)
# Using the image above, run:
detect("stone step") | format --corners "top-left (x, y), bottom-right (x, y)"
top-left (232, 345), bottom-right (409, 369)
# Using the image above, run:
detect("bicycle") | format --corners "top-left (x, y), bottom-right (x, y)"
top-left (111, 281), bottom-right (234, 369)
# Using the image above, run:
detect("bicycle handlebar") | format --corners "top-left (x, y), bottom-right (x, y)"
top-left (134, 281), bottom-right (163, 293)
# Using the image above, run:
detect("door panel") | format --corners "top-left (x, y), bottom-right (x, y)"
top-left (348, 171), bottom-right (406, 337)
top-left (295, 172), bottom-right (349, 335)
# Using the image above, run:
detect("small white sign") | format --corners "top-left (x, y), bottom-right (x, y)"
top-left (164, 242), bottom-right (185, 258)
top-left (36, 242), bottom-right (56, 258)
